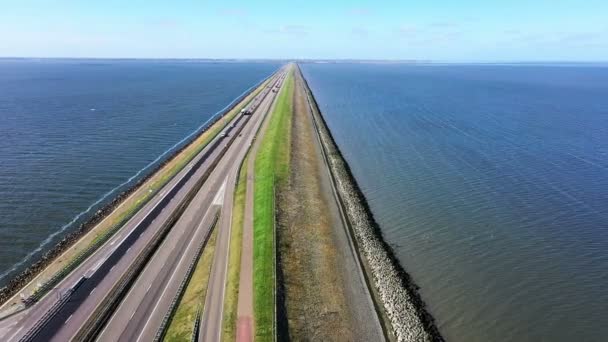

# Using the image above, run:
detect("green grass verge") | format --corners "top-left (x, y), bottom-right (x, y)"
top-left (253, 69), bottom-right (294, 341)
top-left (164, 225), bottom-right (219, 341)
top-left (221, 155), bottom-right (249, 341)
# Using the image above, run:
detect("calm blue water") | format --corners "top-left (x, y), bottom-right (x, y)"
top-left (0, 59), bottom-right (279, 284)
top-left (301, 63), bottom-right (608, 342)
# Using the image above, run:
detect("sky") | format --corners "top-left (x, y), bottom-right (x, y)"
top-left (1, 0), bottom-right (607, 61)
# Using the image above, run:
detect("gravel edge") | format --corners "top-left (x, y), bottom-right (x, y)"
top-left (299, 66), bottom-right (445, 342)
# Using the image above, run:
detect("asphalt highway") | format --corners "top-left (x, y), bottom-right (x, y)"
top-left (199, 69), bottom-right (286, 342)
top-left (98, 69), bottom-right (285, 342)
top-left (1, 68), bottom-right (286, 342)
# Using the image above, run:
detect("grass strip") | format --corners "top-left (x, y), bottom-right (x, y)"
top-left (253, 70), bottom-right (294, 341)
top-left (221, 155), bottom-right (249, 341)
top-left (164, 224), bottom-right (219, 341)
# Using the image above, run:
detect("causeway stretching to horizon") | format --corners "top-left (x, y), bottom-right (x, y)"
top-left (2, 1), bottom-right (607, 340)
top-left (0, 63), bottom-right (442, 342)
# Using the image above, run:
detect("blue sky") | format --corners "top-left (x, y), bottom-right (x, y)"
top-left (1, 0), bottom-right (607, 61)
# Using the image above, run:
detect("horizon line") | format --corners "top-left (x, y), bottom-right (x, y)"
top-left (1, 56), bottom-right (607, 64)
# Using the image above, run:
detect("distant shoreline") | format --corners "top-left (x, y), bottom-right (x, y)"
top-left (1, 57), bottom-right (606, 66)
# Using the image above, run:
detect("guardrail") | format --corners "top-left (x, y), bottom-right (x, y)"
top-left (190, 305), bottom-right (202, 342)
top-left (19, 276), bottom-right (86, 342)
top-left (18, 289), bottom-right (73, 342)
top-left (153, 213), bottom-right (219, 342)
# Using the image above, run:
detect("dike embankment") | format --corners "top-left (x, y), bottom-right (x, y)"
top-left (0, 72), bottom-right (275, 308)
top-left (299, 66), bottom-right (444, 342)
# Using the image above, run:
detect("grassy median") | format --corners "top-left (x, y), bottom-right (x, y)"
top-left (164, 224), bottom-right (219, 341)
top-left (253, 70), bottom-right (294, 341)
top-left (221, 155), bottom-right (248, 341)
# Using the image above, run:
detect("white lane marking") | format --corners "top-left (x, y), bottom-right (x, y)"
top-left (71, 277), bottom-right (83, 289)
top-left (90, 287), bottom-right (96, 295)
top-left (146, 284), bottom-right (152, 293)
top-left (88, 257), bottom-right (106, 277)
top-left (212, 179), bottom-right (227, 205)
top-left (4, 325), bottom-right (24, 341)
top-left (110, 245), bottom-right (119, 256)
top-left (216, 171), bottom-right (237, 341)
top-left (92, 259), bottom-right (104, 272)
top-left (130, 311), bottom-right (136, 321)
top-left (65, 314), bottom-right (73, 324)
top-left (110, 235), bottom-right (122, 246)
top-left (135, 204), bottom-right (216, 342)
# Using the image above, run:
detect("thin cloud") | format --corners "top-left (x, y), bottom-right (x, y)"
top-left (348, 8), bottom-right (372, 16)
top-left (559, 31), bottom-right (604, 43)
top-left (351, 26), bottom-right (370, 38)
top-left (266, 25), bottom-right (310, 37)
top-left (151, 19), bottom-right (180, 30)
top-left (503, 29), bottom-right (521, 35)
top-left (218, 8), bottom-right (248, 17)
top-left (393, 25), bottom-right (461, 46)
top-left (418, 31), bottom-right (461, 45)
top-left (516, 33), bottom-right (549, 44)
top-left (507, 31), bottom-right (606, 49)
top-left (430, 21), bottom-right (459, 29)
top-left (394, 25), bottom-right (418, 38)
